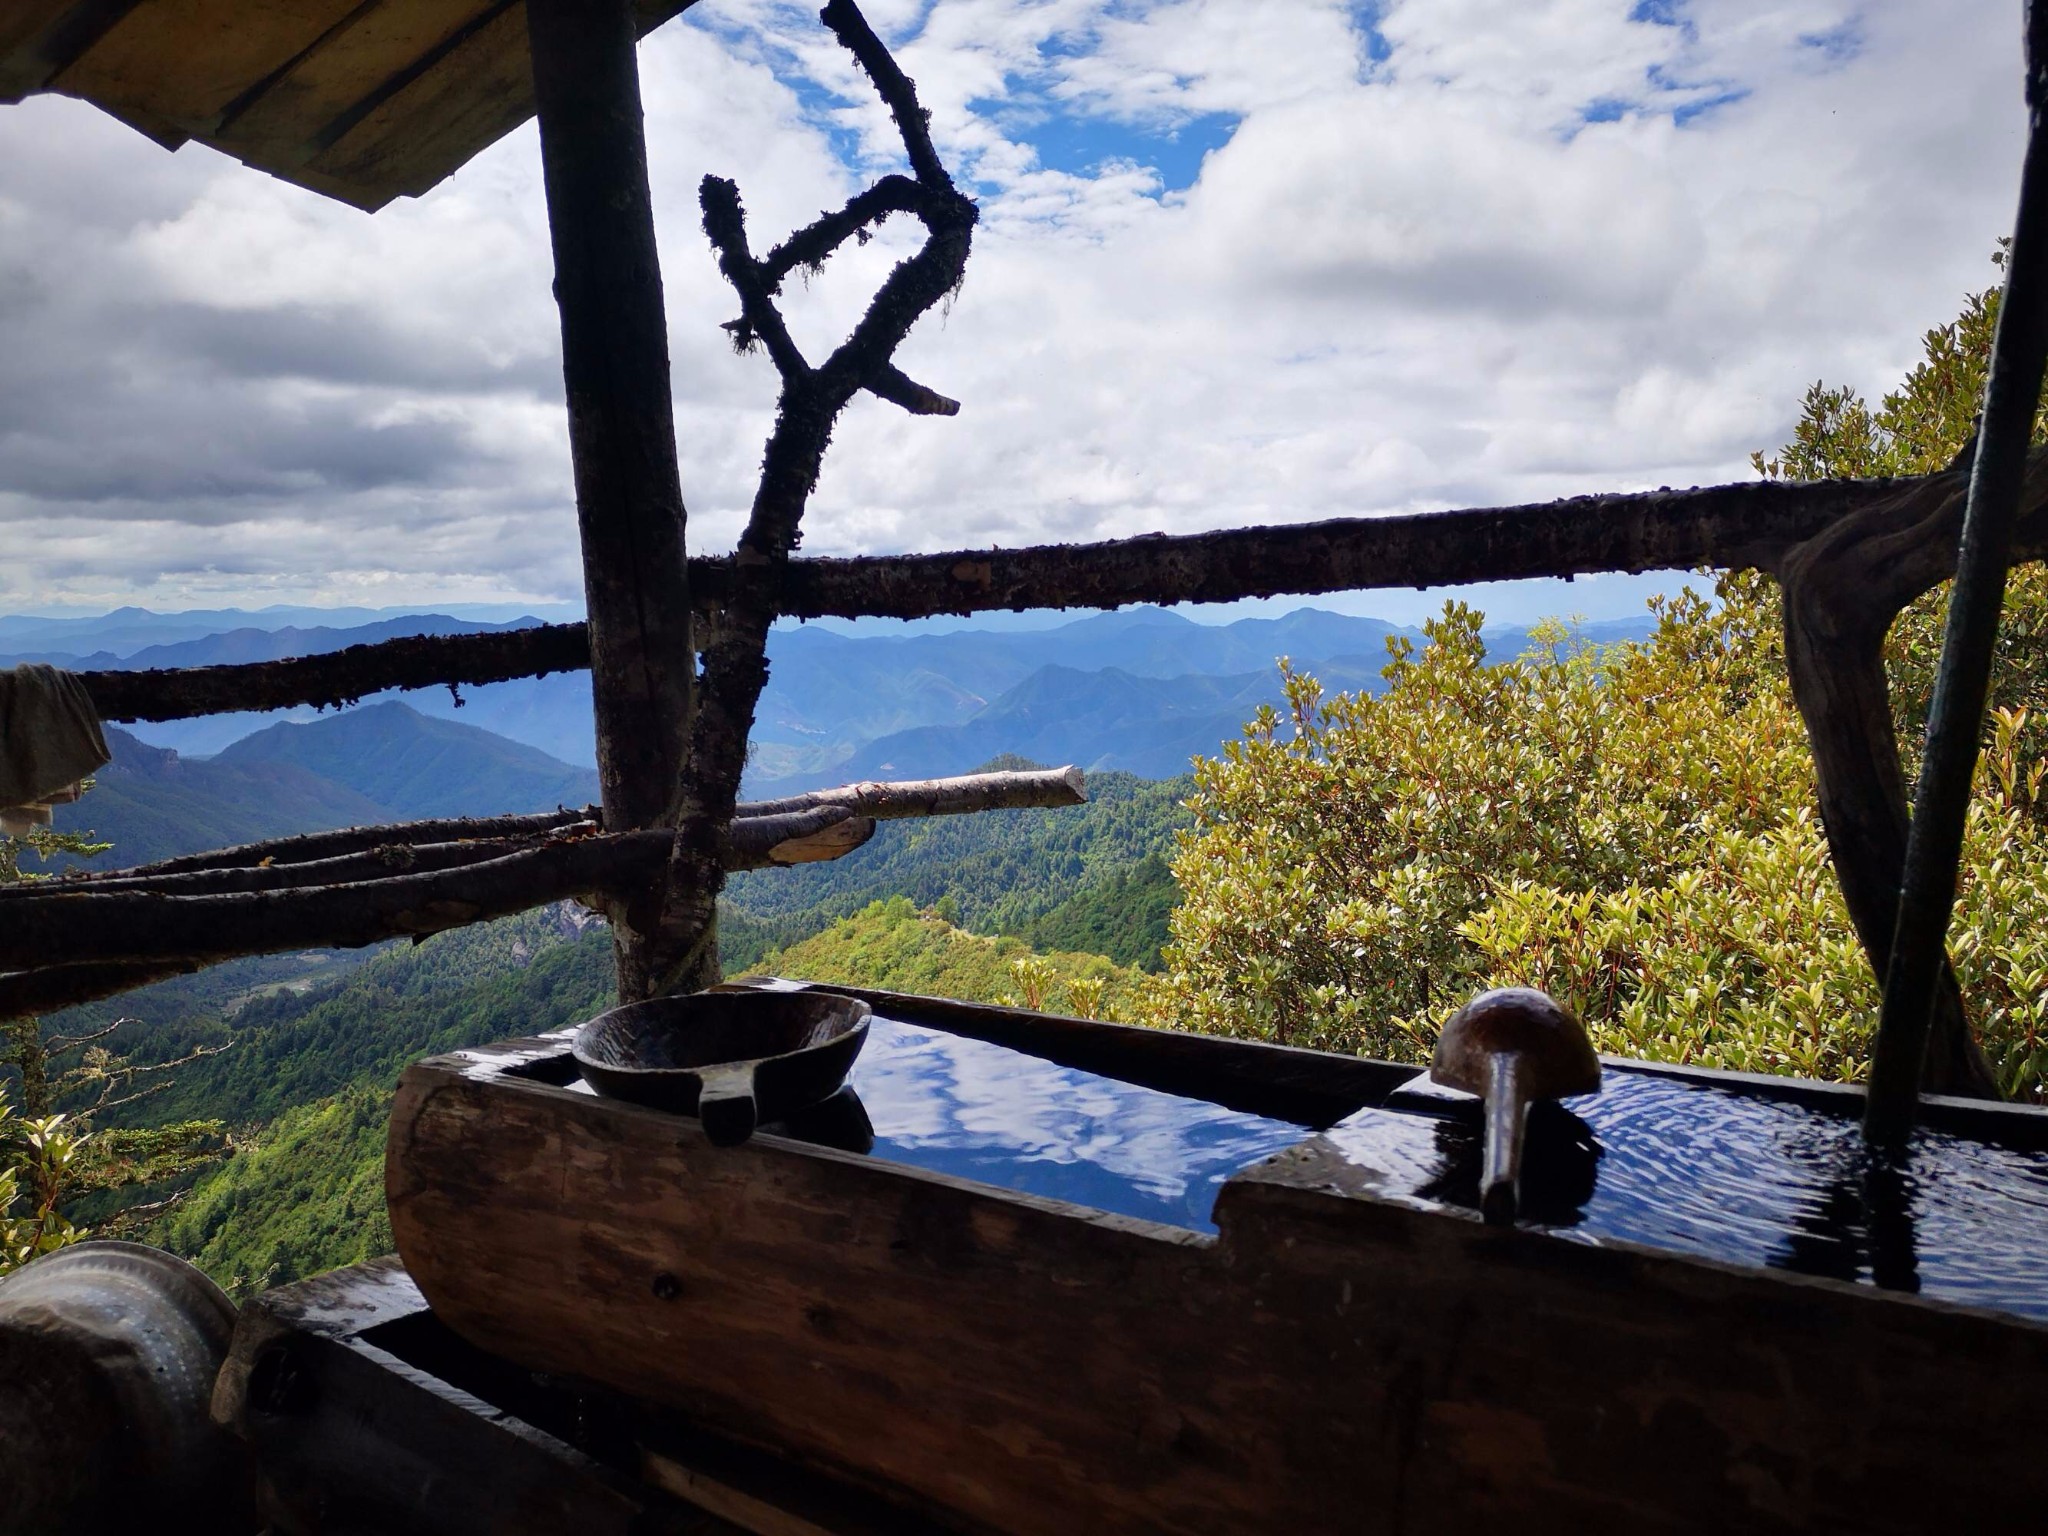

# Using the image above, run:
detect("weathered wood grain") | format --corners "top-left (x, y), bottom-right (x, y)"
top-left (388, 1011), bottom-right (2048, 1535)
top-left (214, 1255), bottom-right (976, 1534)
top-left (308, 0), bottom-right (534, 202)
top-left (737, 766), bottom-right (1085, 822)
top-left (524, 0), bottom-right (701, 1000)
top-left (77, 619), bottom-right (592, 724)
top-left (1774, 453), bottom-right (2048, 1097)
top-left (4, 1), bottom-right (699, 208)
top-left (52, 0), bottom-right (364, 135)
top-left (0, 0), bottom-right (86, 99)
top-left (217, 0), bottom-right (492, 163)
top-left (212, 1258), bottom-right (731, 1536)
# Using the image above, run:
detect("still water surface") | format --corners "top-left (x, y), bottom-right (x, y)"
top-left (841, 1016), bottom-right (1311, 1233)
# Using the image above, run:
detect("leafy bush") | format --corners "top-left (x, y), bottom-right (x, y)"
top-left (1140, 261), bottom-right (2048, 1099)
top-left (0, 1093), bottom-right (86, 1275)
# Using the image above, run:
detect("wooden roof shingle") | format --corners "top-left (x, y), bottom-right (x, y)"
top-left (0, 0), bottom-right (696, 210)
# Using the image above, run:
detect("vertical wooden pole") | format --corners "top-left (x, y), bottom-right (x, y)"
top-left (1865, 4), bottom-right (2048, 1143)
top-left (527, 0), bottom-right (695, 1000)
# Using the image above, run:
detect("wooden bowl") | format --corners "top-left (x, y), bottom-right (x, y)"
top-left (572, 990), bottom-right (871, 1146)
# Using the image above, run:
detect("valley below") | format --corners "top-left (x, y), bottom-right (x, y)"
top-left (3, 597), bottom-right (1648, 1291)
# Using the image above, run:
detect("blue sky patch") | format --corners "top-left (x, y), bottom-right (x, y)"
top-left (1348, 0), bottom-right (1392, 67)
top-left (1798, 18), bottom-right (1865, 68)
top-left (1012, 109), bottom-right (1238, 193)
top-left (1629, 0), bottom-right (1687, 26)
top-left (1673, 87), bottom-right (1750, 126)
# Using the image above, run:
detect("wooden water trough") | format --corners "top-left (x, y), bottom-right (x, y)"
top-left (351, 980), bottom-right (2048, 1536)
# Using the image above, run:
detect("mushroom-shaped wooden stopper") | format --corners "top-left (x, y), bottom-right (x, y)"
top-left (1431, 988), bottom-right (1601, 1226)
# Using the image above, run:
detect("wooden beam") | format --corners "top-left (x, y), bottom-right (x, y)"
top-left (77, 473), bottom-right (1962, 727)
top-left (738, 765), bottom-right (1086, 821)
top-left (528, 0), bottom-right (693, 833)
top-left (78, 621), bottom-right (591, 724)
top-left (527, 0), bottom-right (697, 1001)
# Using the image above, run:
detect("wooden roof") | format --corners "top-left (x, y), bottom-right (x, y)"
top-left (0, 0), bottom-right (696, 211)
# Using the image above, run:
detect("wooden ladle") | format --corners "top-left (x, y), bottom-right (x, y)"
top-left (1431, 988), bottom-right (1601, 1226)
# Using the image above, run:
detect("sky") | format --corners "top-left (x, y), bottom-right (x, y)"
top-left (0, 0), bottom-right (2032, 626)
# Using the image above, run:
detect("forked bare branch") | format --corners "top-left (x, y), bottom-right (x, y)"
top-left (648, 0), bottom-right (978, 996)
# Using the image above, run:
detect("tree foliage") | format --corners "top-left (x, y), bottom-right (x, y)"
top-left (1, 821), bottom-right (231, 1275)
top-left (753, 896), bottom-right (1140, 1017)
top-left (1141, 260), bottom-right (2048, 1099)
top-left (721, 767), bottom-right (1188, 966)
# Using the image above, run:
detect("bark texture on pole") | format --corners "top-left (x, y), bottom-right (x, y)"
top-left (528, 0), bottom-right (697, 1000)
top-left (1860, 10), bottom-right (2048, 1137)
top-left (1773, 452), bottom-right (2048, 1101)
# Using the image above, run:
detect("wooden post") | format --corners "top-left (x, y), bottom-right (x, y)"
top-left (1866, 9), bottom-right (2048, 1140)
top-left (526, 0), bottom-right (695, 999)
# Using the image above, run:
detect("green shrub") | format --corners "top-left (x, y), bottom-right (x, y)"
top-left (1139, 260), bottom-right (2048, 1100)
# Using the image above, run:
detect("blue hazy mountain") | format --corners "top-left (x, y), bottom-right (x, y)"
top-left (0, 603), bottom-right (579, 658)
top-left (0, 613), bottom-right (544, 672)
top-left (9, 602), bottom-right (1656, 795)
top-left (808, 658), bottom-right (1387, 786)
top-left (43, 705), bottom-right (599, 872)
top-left (46, 728), bottom-right (396, 871)
top-left (213, 702), bottom-right (599, 821)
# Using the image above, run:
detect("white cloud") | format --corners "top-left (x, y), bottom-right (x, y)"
top-left (0, 0), bottom-right (2028, 618)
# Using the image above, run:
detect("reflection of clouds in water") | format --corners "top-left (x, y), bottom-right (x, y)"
top-left (849, 1020), bottom-right (1308, 1226)
top-left (1321, 1114), bottom-right (1451, 1205)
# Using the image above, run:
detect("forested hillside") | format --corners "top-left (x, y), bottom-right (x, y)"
top-left (216, 701), bottom-right (599, 820)
top-left (1138, 261), bottom-right (2048, 1102)
top-left (41, 708), bottom-right (600, 873)
top-left (721, 765), bottom-right (1190, 968)
top-left (754, 898), bottom-right (1142, 1018)
top-left (117, 910), bottom-right (616, 1292)
top-left (41, 728), bottom-right (390, 869)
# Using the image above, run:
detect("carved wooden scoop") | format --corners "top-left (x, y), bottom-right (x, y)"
top-left (1431, 988), bottom-right (1601, 1226)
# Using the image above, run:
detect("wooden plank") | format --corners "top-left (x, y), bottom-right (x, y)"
top-left (0, 0), bottom-right (133, 102)
top-left (10, 0), bottom-right (694, 208)
top-left (388, 1029), bottom-right (2048, 1536)
top-left (215, 1256), bottom-right (968, 1535)
top-left (0, 0), bottom-right (80, 62)
top-left (304, 0), bottom-right (533, 204)
top-left (214, 1259), bottom-right (734, 1536)
top-left (304, 0), bottom-right (695, 207)
top-left (215, 0), bottom-right (494, 166)
top-left (52, 0), bottom-right (367, 136)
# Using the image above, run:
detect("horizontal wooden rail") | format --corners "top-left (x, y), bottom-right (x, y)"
top-left (78, 623), bottom-right (593, 722)
top-left (0, 766), bottom-right (1089, 1016)
top-left (75, 474), bottom-right (1925, 724)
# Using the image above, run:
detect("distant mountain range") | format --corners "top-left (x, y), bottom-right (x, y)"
top-left (215, 702), bottom-right (598, 821)
top-left (9, 601), bottom-right (1658, 832)
top-left (46, 705), bottom-right (598, 870)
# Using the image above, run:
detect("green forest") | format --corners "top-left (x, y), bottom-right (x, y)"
top-left (8, 262), bottom-right (2048, 1292)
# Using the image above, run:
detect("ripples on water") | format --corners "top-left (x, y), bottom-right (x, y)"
top-left (838, 1016), bottom-right (1311, 1233)
top-left (1324, 1069), bottom-right (2048, 1322)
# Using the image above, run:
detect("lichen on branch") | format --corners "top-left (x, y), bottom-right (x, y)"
top-left (644, 0), bottom-right (978, 998)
